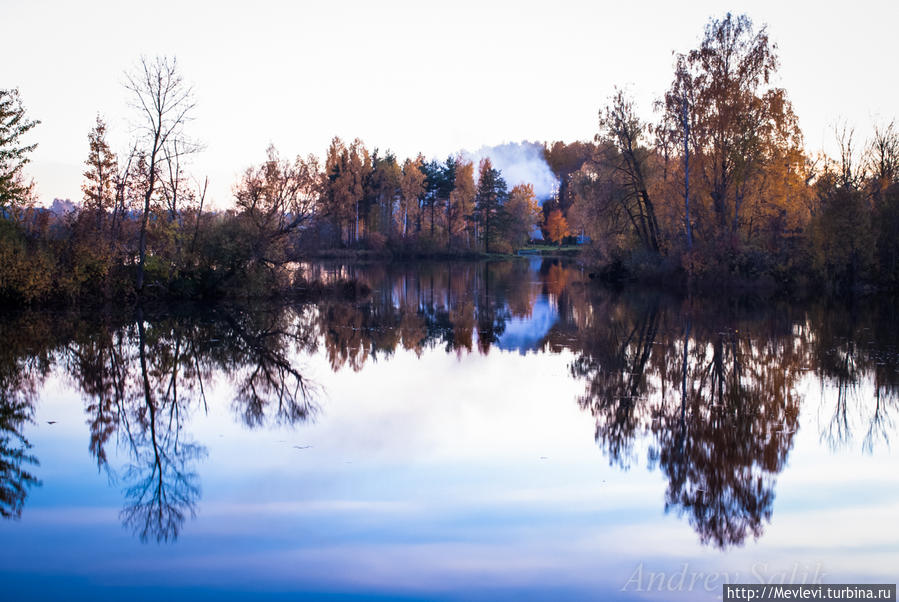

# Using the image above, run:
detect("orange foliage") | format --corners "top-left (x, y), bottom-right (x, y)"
top-left (545, 209), bottom-right (571, 245)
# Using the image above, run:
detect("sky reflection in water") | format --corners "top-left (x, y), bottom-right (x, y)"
top-left (1, 259), bottom-right (898, 600)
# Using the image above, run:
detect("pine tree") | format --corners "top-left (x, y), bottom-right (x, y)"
top-left (475, 158), bottom-right (507, 253)
top-left (0, 88), bottom-right (40, 213)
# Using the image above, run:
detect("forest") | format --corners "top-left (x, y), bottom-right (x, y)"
top-left (1, 12), bottom-right (898, 304)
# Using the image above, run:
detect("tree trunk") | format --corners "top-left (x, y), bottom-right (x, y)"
top-left (137, 155), bottom-right (157, 293)
top-left (682, 96), bottom-right (693, 250)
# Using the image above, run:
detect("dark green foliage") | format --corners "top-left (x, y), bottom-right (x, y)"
top-left (475, 159), bottom-right (508, 253)
top-left (419, 156), bottom-right (457, 239)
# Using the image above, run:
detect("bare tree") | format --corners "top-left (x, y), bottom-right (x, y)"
top-left (109, 145), bottom-right (137, 250)
top-left (832, 122), bottom-right (865, 191)
top-left (866, 120), bottom-right (899, 199)
top-left (125, 56), bottom-right (196, 292)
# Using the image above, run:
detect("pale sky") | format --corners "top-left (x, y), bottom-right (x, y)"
top-left (5, 0), bottom-right (898, 207)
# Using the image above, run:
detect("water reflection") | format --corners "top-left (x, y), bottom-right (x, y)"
top-left (2, 259), bottom-right (898, 549)
top-left (0, 315), bottom-right (49, 519)
top-left (0, 303), bottom-right (324, 542)
top-left (809, 302), bottom-right (899, 452)
top-left (559, 290), bottom-right (800, 548)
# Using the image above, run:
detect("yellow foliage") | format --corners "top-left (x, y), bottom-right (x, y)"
top-left (545, 209), bottom-right (571, 245)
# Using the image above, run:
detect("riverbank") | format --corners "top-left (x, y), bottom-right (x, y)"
top-left (307, 244), bottom-right (585, 263)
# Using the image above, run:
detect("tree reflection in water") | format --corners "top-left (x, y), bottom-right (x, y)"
top-left (0, 352), bottom-right (42, 519)
top-left (54, 303), bottom-right (322, 542)
top-left (0, 314), bottom-right (51, 519)
top-left (808, 302), bottom-right (899, 453)
top-left (1, 260), bottom-right (898, 548)
top-left (552, 285), bottom-right (891, 548)
top-left (290, 268), bottom-right (897, 550)
top-left (650, 314), bottom-right (803, 549)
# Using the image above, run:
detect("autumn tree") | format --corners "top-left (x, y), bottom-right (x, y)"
top-left (125, 56), bottom-right (196, 292)
top-left (233, 144), bottom-right (322, 267)
top-left (447, 158), bottom-right (476, 248)
top-left (545, 209), bottom-right (571, 246)
top-left (398, 155), bottom-right (426, 240)
top-left (350, 139), bottom-right (372, 242)
top-left (657, 56), bottom-right (697, 251)
top-left (366, 150), bottom-right (401, 240)
top-left (567, 163), bottom-right (617, 254)
top-left (0, 88), bottom-right (40, 216)
top-left (543, 140), bottom-right (594, 213)
top-left (568, 137), bottom-right (663, 262)
top-left (323, 137), bottom-right (349, 240)
top-left (55, 114), bottom-right (122, 294)
top-left (504, 183), bottom-right (542, 248)
top-left (597, 89), bottom-right (662, 253)
top-left (323, 137), bottom-right (370, 245)
top-left (662, 13), bottom-right (803, 247)
top-left (82, 115), bottom-right (118, 231)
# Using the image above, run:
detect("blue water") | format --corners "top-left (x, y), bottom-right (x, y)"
top-left (2, 260), bottom-right (897, 600)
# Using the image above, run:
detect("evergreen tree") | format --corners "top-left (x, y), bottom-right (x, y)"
top-left (475, 158), bottom-right (508, 253)
top-left (438, 156), bottom-right (456, 204)
top-left (0, 89), bottom-right (40, 213)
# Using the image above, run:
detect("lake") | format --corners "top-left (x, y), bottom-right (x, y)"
top-left (1, 258), bottom-right (897, 600)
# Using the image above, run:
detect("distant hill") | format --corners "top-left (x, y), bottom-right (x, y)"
top-left (49, 198), bottom-right (79, 216)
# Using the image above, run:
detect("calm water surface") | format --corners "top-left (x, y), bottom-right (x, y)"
top-left (1, 259), bottom-right (897, 600)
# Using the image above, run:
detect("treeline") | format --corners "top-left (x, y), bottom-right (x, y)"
top-left (0, 61), bottom-right (545, 304)
top-left (5, 13), bottom-right (899, 303)
top-left (311, 140), bottom-right (543, 254)
top-left (544, 14), bottom-right (899, 292)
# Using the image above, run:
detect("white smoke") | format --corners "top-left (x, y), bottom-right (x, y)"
top-left (461, 141), bottom-right (558, 201)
